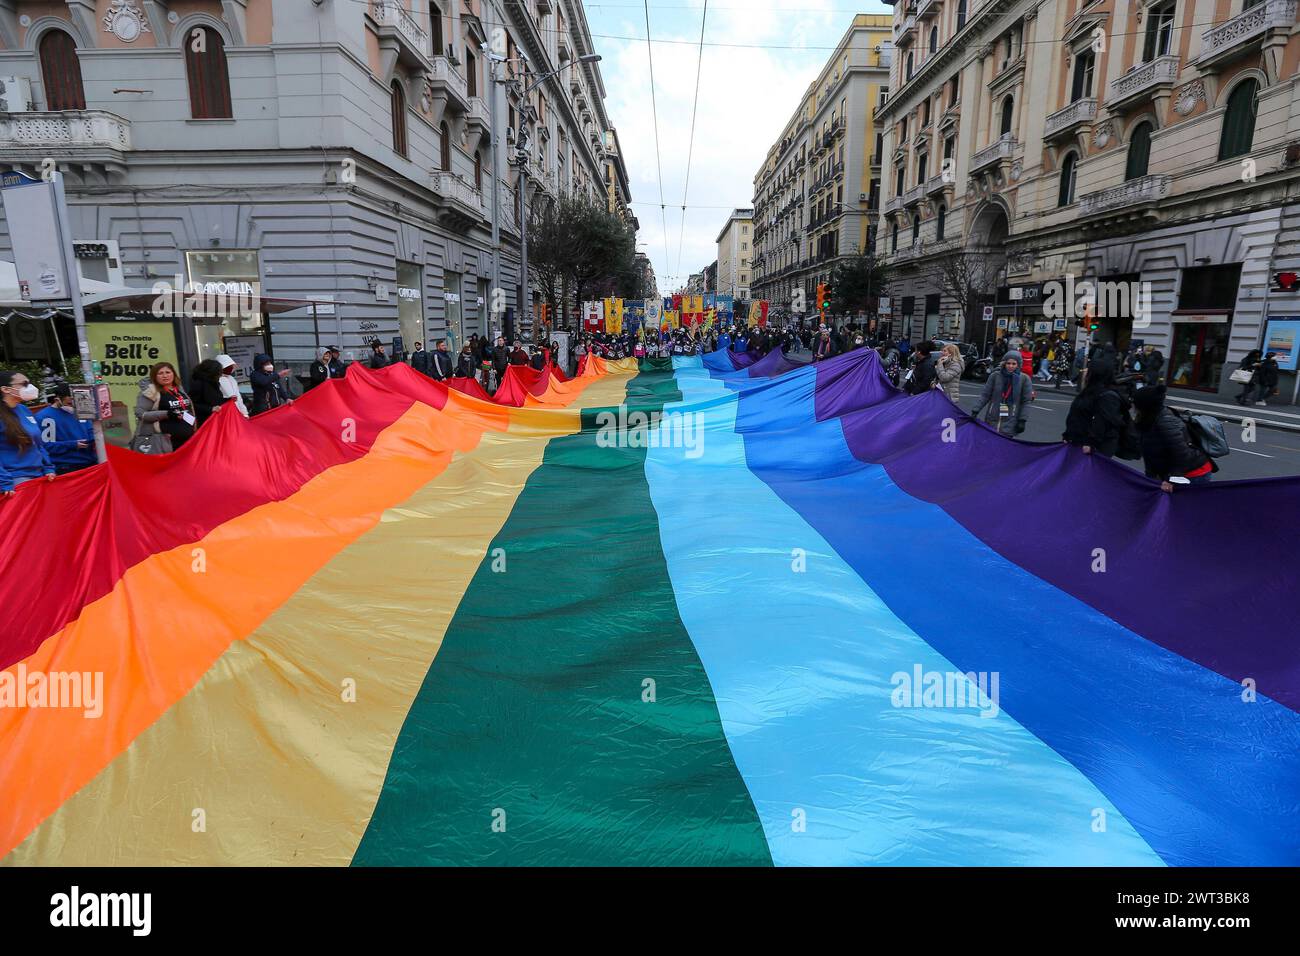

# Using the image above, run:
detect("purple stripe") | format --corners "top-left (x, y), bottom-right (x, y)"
top-left (814, 349), bottom-right (1300, 712)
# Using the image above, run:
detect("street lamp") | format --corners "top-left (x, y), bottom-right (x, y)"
top-left (486, 49), bottom-right (601, 341)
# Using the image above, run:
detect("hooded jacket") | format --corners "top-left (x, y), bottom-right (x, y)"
top-left (214, 354), bottom-right (249, 416)
top-left (249, 353), bottom-right (289, 414)
top-left (972, 354), bottom-right (1033, 435)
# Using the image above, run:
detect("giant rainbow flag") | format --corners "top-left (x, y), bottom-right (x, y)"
top-left (1, 348), bottom-right (1297, 866)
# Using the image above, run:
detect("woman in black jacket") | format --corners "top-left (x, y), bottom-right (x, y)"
top-left (1132, 385), bottom-right (1215, 491)
top-left (1233, 350), bottom-right (1262, 405)
top-left (1063, 362), bottom-right (1130, 457)
top-left (189, 359), bottom-right (228, 428)
top-left (249, 353), bottom-right (293, 415)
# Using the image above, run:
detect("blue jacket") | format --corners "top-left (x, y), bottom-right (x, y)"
top-left (35, 405), bottom-right (96, 472)
top-left (0, 404), bottom-right (55, 491)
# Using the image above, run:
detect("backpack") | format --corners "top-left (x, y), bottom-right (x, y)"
top-left (1175, 409), bottom-right (1231, 459)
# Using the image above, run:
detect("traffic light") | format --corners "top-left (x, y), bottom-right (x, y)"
top-left (816, 283), bottom-right (831, 313)
top-left (1274, 272), bottom-right (1300, 292)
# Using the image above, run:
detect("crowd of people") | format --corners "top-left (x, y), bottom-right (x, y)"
top-left (0, 321), bottom-right (1273, 494)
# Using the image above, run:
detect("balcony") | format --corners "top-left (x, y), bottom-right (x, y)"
top-left (885, 195), bottom-right (903, 215)
top-left (1043, 98), bottom-right (1097, 141)
top-left (1079, 174), bottom-right (1171, 218)
top-left (917, 0), bottom-right (939, 20)
top-left (970, 134), bottom-right (1018, 174)
top-left (466, 96), bottom-right (490, 148)
top-left (0, 110), bottom-right (131, 152)
top-left (1197, 0), bottom-right (1297, 71)
top-left (895, 15), bottom-right (917, 47)
top-left (1108, 55), bottom-right (1179, 113)
top-left (903, 184), bottom-right (925, 207)
top-left (428, 55), bottom-right (470, 119)
top-left (431, 171), bottom-right (485, 231)
top-left (368, 0), bottom-right (431, 66)
top-left (925, 173), bottom-right (950, 197)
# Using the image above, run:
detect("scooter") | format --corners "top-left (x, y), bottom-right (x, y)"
top-left (969, 356), bottom-right (993, 383)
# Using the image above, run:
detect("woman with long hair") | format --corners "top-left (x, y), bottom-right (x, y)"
top-left (134, 361), bottom-right (196, 451)
top-left (935, 343), bottom-right (965, 403)
top-left (0, 370), bottom-right (56, 495)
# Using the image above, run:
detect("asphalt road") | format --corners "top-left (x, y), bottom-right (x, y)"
top-left (955, 378), bottom-right (1300, 481)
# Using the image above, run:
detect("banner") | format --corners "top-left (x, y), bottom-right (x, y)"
top-left (672, 294), bottom-right (683, 313)
top-left (645, 298), bottom-right (662, 333)
top-left (86, 320), bottom-right (181, 432)
top-left (583, 300), bottom-right (605, 332)
top-left (748, 301), bottom-right (762, 327)
top-left (718, 294), bottom-right (734, 318)
top-left (760, 301), bottom-right (770, 327)
top-left (604, 298), bottom-right (625, 335)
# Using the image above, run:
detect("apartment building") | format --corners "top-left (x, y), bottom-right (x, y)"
top-left (876, 0), bottom-right (1300, 401)
top-left (715, 207), bottom-right (753, 301)
top-left (0, 0), bottom-right (625, 377)
top-left (752, 13), bottom-right (893, 316)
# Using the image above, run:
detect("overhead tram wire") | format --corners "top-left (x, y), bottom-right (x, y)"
top-left (674, 0), bottom-right (709, 287)
top-left (643, 0), bottom-right (672, 296)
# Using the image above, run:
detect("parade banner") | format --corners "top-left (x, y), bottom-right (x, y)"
top-left (748, 301), bottom-right (762, 327)
top-left (645, 298), bottom-right (662, 333)
top-left (760, 301), bottom-right (770, 327)
top-left (718, 294), bottom-right (734, 318)
top-left (604, 298), bottom-right (625, 335)
top-left (583, 300), bottom-right (605, 332)
top-left (3, 348), bottom-right (1296, 866)
top-left (672, 294), bottom-right (683, 313)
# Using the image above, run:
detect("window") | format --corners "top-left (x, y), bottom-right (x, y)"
top-left (936, 204), bottom-right (947, 240)
top-left (874, 132), bottom-right (883, 159)
top-left (1000, 96), bottom-right (1014, 136)
top-left (1218, 79), bottom-right (1259, 161)
top-left (1126, 121), bottom-right (1153, 180)
top-left (929, 27), bottom-right (938, 55)
top-left (922, 99), bottom-right (931, 126)
top-left (1143, 1), bottom-right (1176, 62)
top-left (466, 49), bottom-right (477, 98)
top-left (1178, 263), bottom-right (1242, 311)
top-left (896, 167), bottom-right (906, 195)
top-left (439, 120), bottom-right (451, 171)
top-left (943, 136), bottom-right (955, 162)
top-left (957, 0), bottom-right (967, 30)
top-left (911, 214), bottom-right (922, 246)
top-left (891, 220), bottom-right (900, 252)
top-left (430, 3), bottom-right (444, 57)
top-left (39, 29), bottom-right (84, 111)
top-left (390, 81), bottom-right (408, 157)
top-left (948, 76), bottom-right (959, 107)
top-left (185, 26), bottom-right (232, 119)
top-left (917, 153), bottom-right (928, 184)
top-left (474, 150), bottom-right (483, 189)
top-left (906, 52), bottom-right (914, 81)
top-left (1072, 50), bottom-right (1095, 101)
top-left (1058, 153), bottom-right (1078, 206)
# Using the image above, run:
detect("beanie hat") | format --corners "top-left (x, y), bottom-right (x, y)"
top-left (1132, 384), bottom-right (1167, 417)
top-left (1002, 351), bottom-right (1022, 367)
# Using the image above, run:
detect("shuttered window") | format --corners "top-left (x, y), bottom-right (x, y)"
top-left (1218, 80), bottom-right (1259, 161)
top-left (185, 27), bottom-right (232, 119)
top-left (1126, 122), bottom-right (1153, 180)
top-left (39, 30), bottom-right (84, 111)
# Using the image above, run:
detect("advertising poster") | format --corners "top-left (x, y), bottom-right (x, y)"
top-left (1264, 317), bottom-right (1300, 371)
top-left (86, 321), bottom-right (181, 434)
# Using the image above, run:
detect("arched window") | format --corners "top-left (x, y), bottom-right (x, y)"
top-left (1058, 153), bottom-right (1078, 207)
top-left (905, 52), bottom-right (914, 81)
top-left (390, 81), bottom-right (408, 158)
top-left (1126, 121), bottom-right (1153, 180)
top-left (936, 204), bottom-right (947, 241)
top-left (474, 150), bottom-right (483, 190)
top-left (1000, 96), bottom-right (1014, 136)
top-left (957, 0), bottom-right (968, 30)
top-left (439, 121), bottom-right (451, 171)
top-left (891, 220), bottom-right (899, 253)
top-left (911, 213), bottom-right (922, 246)
top-left (929, 27), bottom-right (938, 55)
top-left (184, 26), bottom-right (232, 119)
top-left (1218, 79), bottom-right (1259, 161)
top-left (39, 29), bottom-right (84, 111)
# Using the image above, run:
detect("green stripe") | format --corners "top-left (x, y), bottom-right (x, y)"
top-left (352, 370), bottom-right (771, 866)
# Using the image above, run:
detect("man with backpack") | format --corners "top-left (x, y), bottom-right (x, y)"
top-left (1132, 385), bottom-right (1220, 491)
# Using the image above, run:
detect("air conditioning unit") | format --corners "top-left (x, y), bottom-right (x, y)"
top-left (73, 240), bottom-right (125, 287)
top-left (0, 76), bottom-right (34, 113)
top-left (859, 192), bottom-right (868, 202)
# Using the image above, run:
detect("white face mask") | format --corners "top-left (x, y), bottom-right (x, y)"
top-left (263, 364), bottom-right (274, 372)
top-left (6, 383), bottom-right (38, 402)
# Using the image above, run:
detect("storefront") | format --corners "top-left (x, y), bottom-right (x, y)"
top-left (185, 251), bottom-right (268, 365)
top-left (396, 261), bottom-right (424, 359)
top-left (1168, 264), bottom-right (1241, 392)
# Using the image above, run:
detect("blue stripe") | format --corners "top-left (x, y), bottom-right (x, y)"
top-left (734, 368), bottom-right (1300, 866)
top-left (645, 363), bottom-right (1163, 866)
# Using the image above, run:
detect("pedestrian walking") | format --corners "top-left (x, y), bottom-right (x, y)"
top-left (935, 343), bottom-right (965, 403)
top-left (1235, 350), bottom-right (1279, 407)
top-left (1, 370), bottom-right (57, 493)
top-left (1063, 361), bottom-right (1135, 458)
top-left (35, 384), bottom-right (95, 476)
top-left (971, 351), bottom-right (1033, 436)
top-left (1133, 385), bottom-right (1215, 491)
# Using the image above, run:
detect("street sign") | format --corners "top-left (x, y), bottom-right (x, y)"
top-left (0, 170), bottom-right (39, 189)
top-left (70, 383), bottom-right (113, 421)
top-left (982, 306), bottom-right (995, 322)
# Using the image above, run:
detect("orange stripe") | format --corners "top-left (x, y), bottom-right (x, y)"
top-left (0, 370), bottom-right (614, 859)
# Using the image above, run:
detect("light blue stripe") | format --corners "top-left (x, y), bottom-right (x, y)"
top-left (644, 364), bottom-right (1162, 866)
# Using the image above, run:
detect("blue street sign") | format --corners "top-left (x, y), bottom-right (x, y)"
top-left (0, 171), bottom-right (40, 189)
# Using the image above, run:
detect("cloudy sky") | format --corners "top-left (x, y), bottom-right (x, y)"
top-left (585, 0), bottom-right (892, 293)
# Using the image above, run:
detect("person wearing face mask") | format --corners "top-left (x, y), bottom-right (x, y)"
top-left (250, 353), bottom-right (294, 415)
top-left (0, 370), bottom-right (57, 494)
top-left (35, 384), bottom-right (95, 476)
top-left (135, 361), bottom-right (195, 451)
top-left (214, 354), bottom-right (249, 417)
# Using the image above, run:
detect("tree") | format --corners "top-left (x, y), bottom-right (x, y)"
top-left (828, 255), bottom-right (888, 315)
top-left (932, 248), bottom-right (1003, 340)
top-left (528, 193), bottom-right (639, 327)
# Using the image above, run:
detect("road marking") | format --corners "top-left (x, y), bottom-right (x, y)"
top-left (1229, 446), bottom-right (1274, 458)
